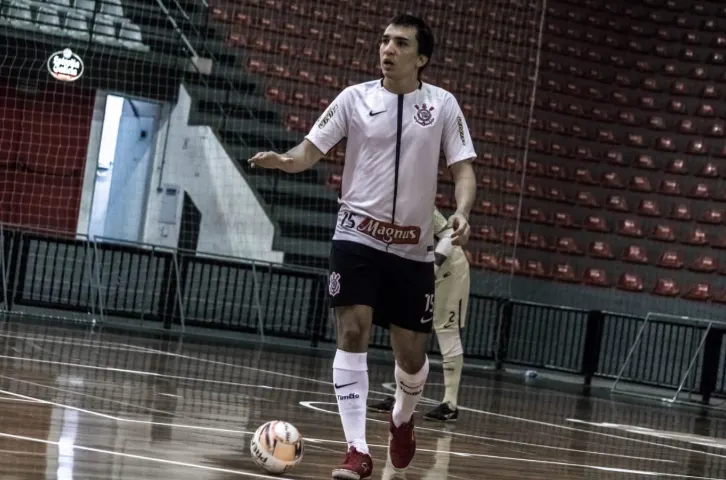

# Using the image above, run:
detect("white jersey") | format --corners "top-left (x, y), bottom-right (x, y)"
top-left (306, 79), bottom-right (477, 262)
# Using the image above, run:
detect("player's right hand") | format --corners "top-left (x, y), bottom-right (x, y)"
top-left (248, 151), bottom-right (290, 169)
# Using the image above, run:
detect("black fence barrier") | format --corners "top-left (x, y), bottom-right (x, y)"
top-left (3, 225), bottom-right (726, 402)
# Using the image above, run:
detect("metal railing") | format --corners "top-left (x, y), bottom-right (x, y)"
top-left (2, 224), bottom-right (726, 405)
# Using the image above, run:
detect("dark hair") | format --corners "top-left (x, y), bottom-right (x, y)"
top-left (388, 14), bottom-right (435, 77)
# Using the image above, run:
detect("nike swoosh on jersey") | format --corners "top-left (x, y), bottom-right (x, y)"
top-left (420, 316), bottom-right (433, 324)
top-left (369, 110), bottom-right (386, 116)
top-left (334, 381), bottom-right (358, 389)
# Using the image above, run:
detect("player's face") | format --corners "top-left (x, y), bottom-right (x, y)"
top-left (379, 24), bottom-right (427, 80)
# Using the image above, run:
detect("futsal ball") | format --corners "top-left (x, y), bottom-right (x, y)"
top-left (250, 421), bottom-right (304, 474)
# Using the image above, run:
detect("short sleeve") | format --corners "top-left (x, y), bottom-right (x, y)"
top-left (442, 94), bottom-right (477, 167)
top-left (305, 88), bottom-right (352, 155)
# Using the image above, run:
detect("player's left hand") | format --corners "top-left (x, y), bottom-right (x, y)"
top-left (449, 213), bottom-right (470, 246)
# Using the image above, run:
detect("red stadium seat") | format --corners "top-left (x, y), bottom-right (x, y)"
top-left (522, 260), bottom-right (548, 278)
top-left (622, 245), bottom-right (649, 264)
top-left (602, 172), bottom-right (625, 189)
top-left (678, 119), bottom-right (696, 134)
top-left (617, 273), bottom-right (644, 292)
top-left (589, 241), bottom-right (614, 259)
top-left (638, 199), bottom-right (661, 217)
top-left (498, 256), bottom-right (521, 274)
top-left (658, 250), bottom-right (684, 269)
top-left (605, 150), bottom-right (626, 165)
top-left (583, 268), bottom-right (611, 287)
top-left (584, 215), bottom-right (609, 232)
top-left (652, 224), bottom-right (676, 242)
top-left (576, 191), bottom-right (601, 208)
top-left (690, 256), bottom-right (718, 273)
top-left (648, 116), bottom-right (667, 130)
top-left (684, 227), bottom-right (709, 246)
top-left (707, 123), bottom-right (725, 137)
top-left (524, 206), bottom-right (547, 223)
top-left (556, 237), bottom-right (583, 255)
top-left (500, 228), bottom-right (522, 246)
top-left (552, 263), bottom-right (578, 283)
top-left (477, 253), bottom-right (499, 271)
top-left (635, 154), bottom-right (657, 170)
top-left (553, 212), bottom-right (576, 229)
top-left (606, 195), bottom-right (629, 212)
top-left (700, 209), bottom-right (724, 225)
top-left (619, 218), bottom-right (643, 237)
top-left (669, 203), bottom-right (691, 221)
top-left (687, 140), bottom-right (708, 155)
top-left (630, 176), bottom-right (652, 192)
top-left (688, 183), bottom-right (711, 199)
top-left (654, 278), bottom-right (680, 297)
top-left (659, 179), bottom-right (681, 196)
top-left (666, 158), bottom-right (689, 175)
top-left (523, 232), bottom-right (551, 251)
top-left (471, 225), bottom-right (498, 243)
top-left (683, 283), bottom-right (712, 301)
top-left (574, 167), bottom-right (597, 185)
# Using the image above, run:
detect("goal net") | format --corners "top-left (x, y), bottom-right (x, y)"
top-left (1, 0), bottom-right (543, 327)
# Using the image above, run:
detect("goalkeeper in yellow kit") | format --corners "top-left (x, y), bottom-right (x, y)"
top-left (368, 208), bottom-right (470, 421)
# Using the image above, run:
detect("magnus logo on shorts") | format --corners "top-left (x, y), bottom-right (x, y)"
top-left (329, 272), bottom-right (341, 296)
top-left (337, 393), bottom-right (360, 401)
top-left (356, 217), bottom-right (420, 245)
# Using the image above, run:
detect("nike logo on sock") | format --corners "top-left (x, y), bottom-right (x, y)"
top-left (369, 110), bottom-right (386, 116)
top-left (334, 381), bottom-right (358, 389)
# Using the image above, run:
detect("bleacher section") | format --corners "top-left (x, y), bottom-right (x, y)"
top-left (199, 0), bottom-right (726, 309)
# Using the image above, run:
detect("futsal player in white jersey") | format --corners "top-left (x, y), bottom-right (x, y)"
top-left (369, 207), bottom-right (470, 422)
top-left (248, 14), bottom-right (477, 479)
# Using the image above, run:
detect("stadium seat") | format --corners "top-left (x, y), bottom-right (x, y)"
top-left (658, 250), bottom-right (684, 269)
top-left (653, 278), bottom-right (680, 297)
top-left (688, 183), bottom-right (710, 199)
top-left (583, 268), bottom-right (610, 287)
top-left (659, 180), bottom-right (681, 196)
top-left (576, 191), bottom-right (600, 208)
top-left (606, 195), bottom-right (629, 212)
top-left (630, 176), bottom-right (652, 192)
top-left (500, 228), bottom-right (522, 246)
top-left (602, 172), bottom-right (625, 189)
top-left (605, 150), bottom-right (625, 165)
top-left (678, 119), bottom-right (695, 134)
top-left (619, 218), bottom-right (643, 237)
top-left (6, 1), bottom-right (33, 28)
top-left (617, 273), bottom-right (644, 292)
top-left (648, 116), bottom-right (666, 130)
top-left (623, 245), bottom-right (649, 264)
top-left (472, 225), bottom-right (498, 242)
top-left (707, 123), bottom-right (725, 137)
top-left (652, 224), bottom-right (676, 242)
top-left (120, 23), bottom-right (148, 51)
top-left (683, 283), bottom-right (712, 301)
top-left (553, 211), bottom-right (576, 229)
top-left (574, 167), bottom-right (597, 185)
top-left (584, 215), bottom-right (608, 232)
top-left (669, 203), bottom-right (691, 221)
top-left (524, 206), bottom-right (547, 223)
top-left (690, 256), bottom-right (718, 273)
top-left (552, 263), bottom-right (578, 283)
top-left (498, 256), bottom-right (521, 274)
top-left (589, 241), bottom-right (614, 259)
top-left (635, 154), bottom-right (657, 170)
top-left (477, 253), bottom-right (499, 271)
top-left (698, 162), bottom-right (719, 177)
top-left (92, 15), bottom-right (118, 44)
top-left (684, 227), bottom-right (708, 246)
top-left (556, 237), bottom-right (583, 255)
top-left (666, 158), bottom-right (688, 175)
top-left (99, 0), bottom-right (124, 18)
top-left (700, 209), bottom-right (724, 224)
top-left (523, 232), bottom-right (551, 250)
top-left (638, 199), bottom-right (661, 217)
top-left (36, 6), bottom-right (62, 33)
top-left (522, 259), bottom-right (548, 278)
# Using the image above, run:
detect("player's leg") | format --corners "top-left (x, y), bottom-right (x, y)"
top-left (424, 271), bottom-right (469, 421)
top-left (384, 256), bottom-right (435, 471)
top-left (329, 241), bottom-right (378, 479)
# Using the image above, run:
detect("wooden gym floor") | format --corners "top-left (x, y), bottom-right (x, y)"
top-left (0, 315), bottom-right (725, 479)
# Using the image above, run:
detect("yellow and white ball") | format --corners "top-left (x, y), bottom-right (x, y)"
top-left (250, 421), bottom-right (304, 474)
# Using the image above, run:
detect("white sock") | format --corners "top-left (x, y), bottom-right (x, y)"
top-left (442, 354), bottom-right (463, 408)
top-left (333, 349), bottom-right (369, 454)
top-left (392, 356), bottom-right (429, 427)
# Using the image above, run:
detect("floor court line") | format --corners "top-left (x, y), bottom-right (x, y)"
top-left (3, 345), bottom-right (725, 460)
top-left (0, 430), bottom-right (292, 479)
top-left (298, 401), bottom-right (673, 463)
top-left (0, 388), bottom-right (691, 479)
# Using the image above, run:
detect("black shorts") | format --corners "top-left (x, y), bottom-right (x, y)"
top-left (327, 240), bottom-right (435, 333)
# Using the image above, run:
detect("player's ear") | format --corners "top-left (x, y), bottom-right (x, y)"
top-left (417, 55), bottom-right (428, 69)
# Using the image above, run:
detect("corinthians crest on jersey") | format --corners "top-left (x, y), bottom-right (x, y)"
top-left (413, 103), bottom-right (435, 127)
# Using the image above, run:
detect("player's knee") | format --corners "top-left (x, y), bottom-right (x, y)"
top-left (397, 354), bottom-right (427, 374)
top-left (334, 306), bottom-right (371, 351)
top-left (436, 329), bottom-right (464, 358)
